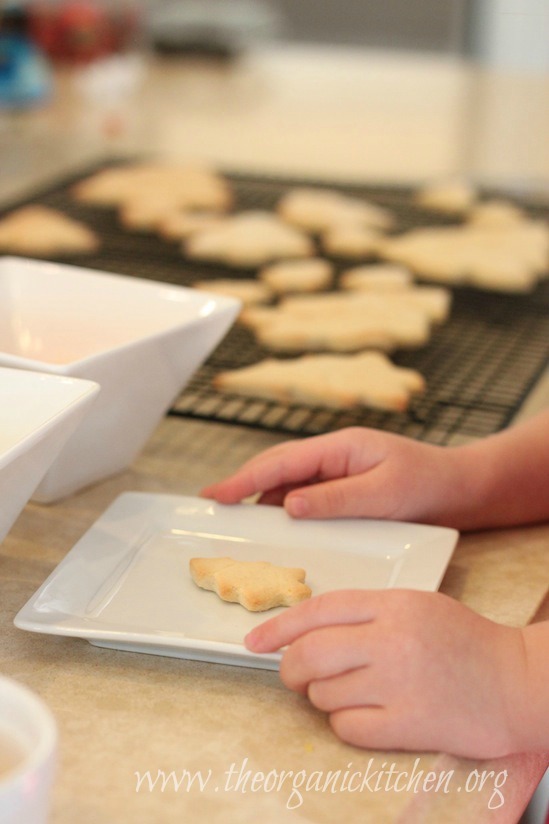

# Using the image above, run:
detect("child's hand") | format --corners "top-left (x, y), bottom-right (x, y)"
top-left (201, 428), bottom-right (465, 526)
top-left (245, 589), bottom-right (527, 759)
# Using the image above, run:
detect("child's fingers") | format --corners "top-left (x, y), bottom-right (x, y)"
top-left (201, 432), bottom-right (362, 504)
top-left (283, 464), bottom-right (400, 520)
top-left (200, 476), bottom-right (252, 502)
top-left (329, 704), bottom-right (472, 756)
top-left (257, 482), bottom-right (307, 507)
top-left (199, 442), bottom-right (294, 501)
top-left (307, 666), bottom-right (384, 712)
top-left (329, 706), bottom-right (413, 752)
top-left (278, 624), bottom-right (373, 693)
top-left (245, 590), bottom-right (379, 653)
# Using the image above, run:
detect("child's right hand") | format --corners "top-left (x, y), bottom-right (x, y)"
top-left (245, 588), bottom-right (545, 759)
top-left (201, 427), bottom-right (466, 526)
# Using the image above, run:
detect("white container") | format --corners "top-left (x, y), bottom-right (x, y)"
top-left (0, 257), bottom-right (240, 503)
top-left (0, 367), bottom-right (99, 542)
top-left (0, 676), bottom-right (58, 824)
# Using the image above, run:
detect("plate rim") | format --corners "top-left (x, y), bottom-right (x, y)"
top-left (14, 491), bottom-right (459, 669)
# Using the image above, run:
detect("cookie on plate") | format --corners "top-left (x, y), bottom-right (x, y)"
top-left (189, 556), bottom-right (312, 612)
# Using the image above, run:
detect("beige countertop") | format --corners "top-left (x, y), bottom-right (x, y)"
top-left (0, 45), bottom-right (548, 822)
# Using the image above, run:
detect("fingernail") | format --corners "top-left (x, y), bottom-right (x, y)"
top-left (286, 495), bottom-right (309, 518)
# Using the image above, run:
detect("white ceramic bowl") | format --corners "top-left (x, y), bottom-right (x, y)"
top-left (0, 676), bottom-right (58, 824)
top-left (0, 257), bottom-right (240, 503)
top-left (0, 367), bottom-right (99, 543)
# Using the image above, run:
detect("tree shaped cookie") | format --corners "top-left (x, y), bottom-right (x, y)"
top-left (189, 557), bottom-right (312, 612)
top-left (214, 351), bottom-right (425, 412)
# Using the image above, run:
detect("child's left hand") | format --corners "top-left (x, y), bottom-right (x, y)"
top-left (245, 589), bottom-right (527, 759)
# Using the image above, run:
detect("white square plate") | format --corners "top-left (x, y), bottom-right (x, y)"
top-left (14, 493), bottom-right (459, 670)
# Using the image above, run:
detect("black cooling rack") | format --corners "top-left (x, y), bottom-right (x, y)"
top-left (2, 159), bottom-right (548, 444)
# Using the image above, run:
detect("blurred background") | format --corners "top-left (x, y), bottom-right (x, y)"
top-left (143, 0), bottom-right (548, 67)
top-left (1, 0), bottom-right (548, 91)
top-left (0, 0), bottom-right (548, 196)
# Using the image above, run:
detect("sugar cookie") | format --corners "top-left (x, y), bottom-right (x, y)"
top-left (259, 258), bottom-right (333, 294)
top-left (321, 225), bottom-right (383, 258)
top-left (215, 351), bottom-right (425, 412)
top-left (189, 556), bottom-right (312, 612)
top-left (339, 264), bottom-right (413, 291)
top-left (278, 187), bottom-right (394, 232)
top-left (0, 205), bottom-right (99, 255)
top-left (185, 211), bottom-right (314, 267)
top-left (377, 222), bottom-right (549, 292)
top-left (414, 179), bottom-right (477, 214)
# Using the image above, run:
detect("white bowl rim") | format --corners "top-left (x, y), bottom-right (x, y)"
top-left (0, 368), bottom-right (99, 470)
top-left (0, 675), bottom-right (57, 791)
top-left (0, 256), bottom-right (241, 371)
